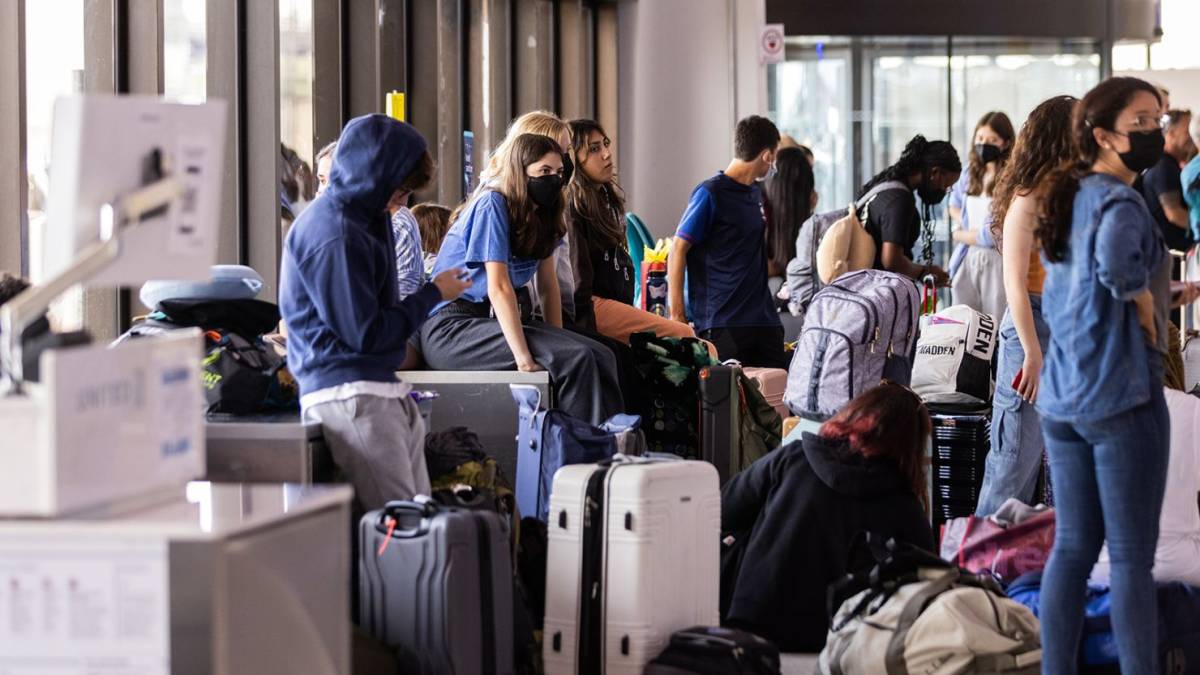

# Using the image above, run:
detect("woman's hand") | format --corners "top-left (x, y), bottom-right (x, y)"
top-left (516, 354), bottom-right (544, 372)
top-left (1173, 282), bottom-right (1200, 308)
top-left (1017, 347), bottom-right (1042, 404)
top-left (432, 268), bottom-right (473, 301)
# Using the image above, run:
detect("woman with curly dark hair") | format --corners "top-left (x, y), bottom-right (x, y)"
top-left (1035, 77), bottom-right (1175, 675)
top-left (974, 96), bottom-right (1076, 517)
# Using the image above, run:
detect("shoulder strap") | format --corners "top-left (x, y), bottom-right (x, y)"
top-left (883, 569), bottom-right (961, 675)
top-left (857, 180), bottom-right (909, 229)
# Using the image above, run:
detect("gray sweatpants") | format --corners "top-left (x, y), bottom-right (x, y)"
top-left (302, 394), bottom-right (431, 512)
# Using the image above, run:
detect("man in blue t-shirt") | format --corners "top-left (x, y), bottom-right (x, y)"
top-left (668, 115), bottom-right (787, 368)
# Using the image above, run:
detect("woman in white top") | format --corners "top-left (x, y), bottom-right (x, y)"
top-left (948, 111), bottom-right (1015, 321)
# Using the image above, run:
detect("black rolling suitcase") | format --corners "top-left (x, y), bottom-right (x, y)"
top-left (928, 405), bottom-right (991, 528)
top-left (698, 364), bottom-right (782, 486)
top-left (359, 498), bottom-right (514, 674)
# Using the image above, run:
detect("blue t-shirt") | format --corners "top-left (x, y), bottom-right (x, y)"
top-left (430, 190), bottom-right (543, 312)
top-left (1182, 155), bottom-right (1200, 241)
top-left (675, 173), bottom-right (780, 332)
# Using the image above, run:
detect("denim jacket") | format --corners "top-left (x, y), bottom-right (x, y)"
top-left (1039, 173), bottom-right (1166, 423)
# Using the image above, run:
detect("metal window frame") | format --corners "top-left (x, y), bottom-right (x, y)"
top-left (207, 0), bottom-right (282, 301)
top-left (0, 1), bottom-right (27, 277)
top-left (312, 0), bottom-right (343, 153)
top-left (513, 0), bottom-right (556, 115)
top-left (346, 0), bottom-right (407, 121)
top-left (468, 0), bottom-right (513, 178)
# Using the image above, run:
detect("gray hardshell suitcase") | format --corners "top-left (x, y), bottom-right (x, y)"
top-left (359, 499), bottom-right (514, 674)
top-left (785, 269), bottom-right (920, 420)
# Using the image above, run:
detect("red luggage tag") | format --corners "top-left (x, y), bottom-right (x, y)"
top-left (376, 517), bottom-right (398, 557)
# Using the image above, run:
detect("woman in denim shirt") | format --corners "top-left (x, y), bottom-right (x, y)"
top-left (1035, 77), bottom-right (1171, 675)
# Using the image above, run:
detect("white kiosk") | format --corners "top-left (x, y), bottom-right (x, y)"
top-left (0, 96), bottom-right (353, 673)
top-left (0, 95), bottom-right (225, 516)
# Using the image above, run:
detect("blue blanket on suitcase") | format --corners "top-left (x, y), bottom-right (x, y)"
top-left (1007, 571), bottom-right (1200, 671)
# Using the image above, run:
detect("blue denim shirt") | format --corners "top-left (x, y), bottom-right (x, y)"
top-left (1039, 173), bottom-right (1165, 423)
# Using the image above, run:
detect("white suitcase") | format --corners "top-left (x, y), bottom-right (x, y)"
top-left (542, 457), bottom-right (721, 675)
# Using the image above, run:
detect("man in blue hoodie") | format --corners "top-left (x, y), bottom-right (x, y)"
top-left (280, 114), bottom-right (470, 510)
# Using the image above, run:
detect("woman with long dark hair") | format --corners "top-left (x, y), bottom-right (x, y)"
top-left (764, 146), bottom-right (817, 279)
top-left (973, 96), bottom-right (1076, 516)
top-left (859, 135), bottom-right (962, 284)
top-left (948, 111), bottom-right (1015, 319)
top-left (1035, 77), bottom-right (1171, 675)
top-left (720, 382), bottom-right (934, 652)
top-left (565, 118), bottom-right (705, 347)
top-left (765, 147), bottom-right (816, 340)
top-left (420, 133), bottom-right (624, 424)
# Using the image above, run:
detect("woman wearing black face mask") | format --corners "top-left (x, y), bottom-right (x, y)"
top-left (420, 133), bottom-right (625, 424)
top-left (1034, 77), bottom-right (1172, 675)
top-left (948, 112), bottom-right (1014, 319)
top-left (857, 135), bottom-right (962, 284)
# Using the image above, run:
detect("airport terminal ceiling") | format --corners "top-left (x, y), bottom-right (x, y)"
top-left (767, 0), bottom-right (1159, 41)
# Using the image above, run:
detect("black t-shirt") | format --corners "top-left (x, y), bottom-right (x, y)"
top-left (863, 188), bottom-right (920, 268)
top-left (1142, 154), bottom-right (1193, 252)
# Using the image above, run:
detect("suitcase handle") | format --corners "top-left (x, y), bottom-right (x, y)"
top-left (377, 500), bottom-right (437, 538)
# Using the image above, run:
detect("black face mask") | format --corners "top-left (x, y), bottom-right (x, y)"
top-left (974, 143), bottom-right (1003, 164)
top-left (916, 172), bottom-right (947, 206)
top-left (527, 175), bottom-right (563, 210)
top-left (1117, 129), bottom-right (1166, 173)
top-left (561, 153), bottom-right (575, 185)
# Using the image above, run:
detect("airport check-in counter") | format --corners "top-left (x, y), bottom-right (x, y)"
top-left (0, 482), bottom-right (354, 675)
top-left (203, 371), bottom-right (551, 486)
top-left (205, 413), bottom-right (333, 484)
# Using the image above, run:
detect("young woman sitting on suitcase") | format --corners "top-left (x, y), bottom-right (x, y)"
top-left (419, 133), bottom-right (625, 425)
top-left (720, 382), bottom-right (935, 652)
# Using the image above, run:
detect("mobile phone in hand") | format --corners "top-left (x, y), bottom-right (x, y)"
top-left (1011, 368), bottom-right (1023, 390)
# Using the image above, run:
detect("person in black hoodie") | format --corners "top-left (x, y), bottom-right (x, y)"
top-left (720, 382), bottom-right (935, 652)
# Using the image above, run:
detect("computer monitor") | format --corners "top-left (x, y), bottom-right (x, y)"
top-left (41, 94), bottom-right (227, 286)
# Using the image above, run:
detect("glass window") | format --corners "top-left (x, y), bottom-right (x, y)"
top-left (868, 38), bottom-right (951, 183)
top-left (770, 38), bottom-right (852, 210)
top-left (25, 0), bottom-right (85, 328)
top-left (769, 35), bottom-right (1103, 279)
top-left (163, 0), bottom-right (207, 103)
top-left (951, 39), bottom-right (1100, 160)
top-left (280, 0), bottom-right (315, 225)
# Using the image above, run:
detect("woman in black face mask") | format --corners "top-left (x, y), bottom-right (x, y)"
top-left (948, 112), bottom-right (1014, 320)
top-left (419, 133), bottom-right (625, 424)
top-left (856, 135), bottom-right (962, 284)
top-left (1033, 77), bottom-right (1172, 675)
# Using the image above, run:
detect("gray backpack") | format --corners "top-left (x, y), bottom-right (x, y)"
top-left (786, 180), bottom-right (908, 317)
top-left (784, 269), bottom-right (920, 420)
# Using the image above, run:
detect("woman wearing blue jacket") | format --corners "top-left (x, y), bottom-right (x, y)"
top-left (1035, 77), bottom-right (1171, 675)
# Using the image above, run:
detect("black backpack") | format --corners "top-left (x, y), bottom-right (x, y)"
top-left (116, 298), bottom-right (299, 415)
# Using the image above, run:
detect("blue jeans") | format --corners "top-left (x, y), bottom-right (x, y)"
top-left (1039, 383), bottom-right (1169, 675)
top-left (976, 297), bottom-right (1051, 516)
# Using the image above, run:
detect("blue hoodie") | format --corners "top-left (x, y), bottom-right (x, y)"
top-left (280, 115), bottom-right (442, 396)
